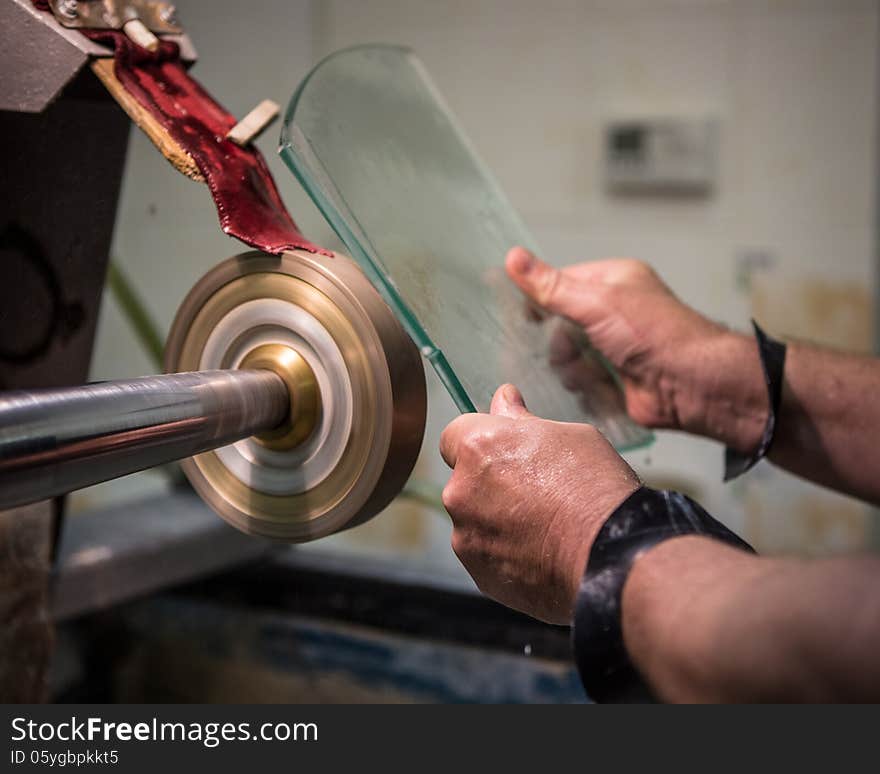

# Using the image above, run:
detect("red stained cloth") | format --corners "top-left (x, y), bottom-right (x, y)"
top-left (33, 0), bottom-right (327, 255)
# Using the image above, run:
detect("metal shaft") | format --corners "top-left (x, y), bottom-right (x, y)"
top-left (0, 369), bottom-right (289, 511)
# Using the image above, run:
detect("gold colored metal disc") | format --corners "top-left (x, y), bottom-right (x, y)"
top-left (165, 250), bottom-right (426, 542)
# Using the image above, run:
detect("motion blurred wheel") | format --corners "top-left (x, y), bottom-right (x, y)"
top-left (165, 250), bottom-right (426, 542)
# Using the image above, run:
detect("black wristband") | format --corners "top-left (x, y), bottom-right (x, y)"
top-left (572, 486), bottom-right (754, 703)
top-left (723, 320), bottom-right (787, 481)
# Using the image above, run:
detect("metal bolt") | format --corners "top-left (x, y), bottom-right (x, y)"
top-left (57, 0), bottom-right (78, 19)
top-left (159, 4), bottom-right (177, 24)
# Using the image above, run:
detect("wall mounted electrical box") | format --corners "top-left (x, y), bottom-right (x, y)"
top-left (604, 118), bottom-right (718, 195)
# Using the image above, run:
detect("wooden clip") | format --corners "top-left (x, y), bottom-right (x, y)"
top-left (226, 99), bottom-right (280, 147)
top-left (122, 18), bottom-right (160, 52)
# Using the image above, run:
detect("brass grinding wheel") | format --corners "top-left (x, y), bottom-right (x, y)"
top-left (165, 250), bottom-right (427, 542)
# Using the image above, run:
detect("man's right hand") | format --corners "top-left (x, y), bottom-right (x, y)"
top-left (505, 247), bottom-right (768, 452)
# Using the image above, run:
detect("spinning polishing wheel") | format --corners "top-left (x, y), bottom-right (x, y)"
top-left (165, 251), bottom-right (427, 541)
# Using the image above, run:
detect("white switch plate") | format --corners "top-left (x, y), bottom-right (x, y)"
top-left (604, 118), bottom-right (718, 195)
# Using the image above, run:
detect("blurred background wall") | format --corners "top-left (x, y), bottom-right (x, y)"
top-left (80, 0), bottom-right (880, 583)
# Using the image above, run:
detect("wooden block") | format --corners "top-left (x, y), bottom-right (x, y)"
top-left (226, 99), bottom-right (280, 147)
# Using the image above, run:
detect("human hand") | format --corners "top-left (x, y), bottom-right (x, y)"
top-left (506, 248), bottom-right (763, 450)
top-left (440, 384), bottom-right (640, 624)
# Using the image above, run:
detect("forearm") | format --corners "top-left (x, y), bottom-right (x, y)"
top-left (683, 331), bottom-right (880, 503)
top-left (621, 535), bottom-right (880, 702)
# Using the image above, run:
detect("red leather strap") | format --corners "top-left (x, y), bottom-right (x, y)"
top-left (33, 1), bottom-right (328, 256)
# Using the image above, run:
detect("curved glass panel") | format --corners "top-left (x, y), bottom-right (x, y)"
top-left (280, 45), bottom-right (652, 450)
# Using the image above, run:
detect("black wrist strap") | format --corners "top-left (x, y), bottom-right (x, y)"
top-left (572, 486), bottom-right (754, 703)
top-left (723, 320), bottom-right (787, 481)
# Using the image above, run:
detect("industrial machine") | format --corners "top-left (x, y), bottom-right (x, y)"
top-left (0, 2), bottom-right (428, 540)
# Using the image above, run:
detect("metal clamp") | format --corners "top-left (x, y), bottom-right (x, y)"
top-left (48, 0), bottom-right (181, 32)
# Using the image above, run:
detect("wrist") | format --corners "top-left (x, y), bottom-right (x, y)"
top-left (674, 330), bottom-right (768, 452)
top-left (571, 488), bottom-right (754, 702)
top-left (563, 477), bottom-right (641, 616)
